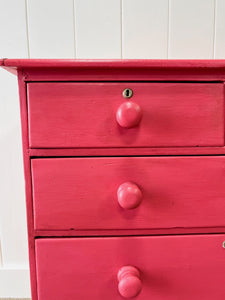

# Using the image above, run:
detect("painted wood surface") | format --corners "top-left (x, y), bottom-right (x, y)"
top-left (32, 156), bottom-right (225, 231)
top-left (3, 58), bottom-right (225, 68)
top-left (4, 59), bottom-right (225, 81)
top-left (122, 0), bottom-right (168, 58)
top-left (27, 147), bottom-right (225, 157)
top-left (2, 60), bottom-right (225, 299)
top-left (36, 234), bottom-right (225, 300)
top-left (17, 73), bottom-right (38, 300)
top-left (27, 82), bottom-right (224, 148)
top-left (74, 0), bottom-right (121, 58)
top-left (26, 0), bottom-right (75, 58)
top-left (33, 227), bottom-right (225, 238)
top-left (2, 0), bottom-right (225, 297)
top-left (17, 65), bottom-right (225, 82)
top-left (117, 266), bottom-right (142, 298)
top-left (169, 0), bottom-right (215, 58)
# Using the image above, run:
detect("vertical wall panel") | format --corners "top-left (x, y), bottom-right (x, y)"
top-left (122, 0), bottom-right (169, 58)
top-left (27, 0), bottom-right (75, 58)
top-left (0, 269), bottom-right (30, 298)
top-left (0, 0), bottom-right (30, 297)
top-left (0, 240), bottom-right (2, 267)
top-left (0, 0), bottom-right (28, 57)
top-left (214, 0), bottom-right (225, 58)
top-left (169, 0), bottom-right (215, 58)
top-left (0, 69), bottom-right (29, 268)
top-left (0, 0), bottom-right (29, 268)
top-left (74, 0), bottom-right (121, 58)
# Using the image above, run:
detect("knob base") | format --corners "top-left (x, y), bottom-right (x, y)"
top-left (118, 266), bottom-right (142, 298)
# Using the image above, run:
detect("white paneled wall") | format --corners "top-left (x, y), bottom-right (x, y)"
top-left (169, 0), bottom-right (215, 58)
top-left (122, 0), bottom-right (169, 58)
top-left (215, 0), bottom-right (225, 58)
top-left (74, 0), bottom-right (121, 58)
top-left (0, 0), bottom-right (30, 298)
top-left (1, 0), bottom-right (225, 297)
top-left (27, 0), bottom-right (75, 58)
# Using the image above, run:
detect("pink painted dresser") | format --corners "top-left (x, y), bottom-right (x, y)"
top-left (1, 59), bottom-right (225, 299)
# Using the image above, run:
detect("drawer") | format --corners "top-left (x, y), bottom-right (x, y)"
top-left (36, 234), bottom-right (225, 300)
top-left (28, 82), bottom-right (224, 148)
top-left (32, 156), bottom-right (225, 231)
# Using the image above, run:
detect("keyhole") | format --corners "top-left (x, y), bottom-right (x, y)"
top-left (123, 88), bottom-right (133, 99)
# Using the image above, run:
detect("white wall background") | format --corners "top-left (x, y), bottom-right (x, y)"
top-left (1, 0), bottom-right (225, 297)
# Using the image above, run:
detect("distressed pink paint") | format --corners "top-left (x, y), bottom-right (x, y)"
top-left (32, 156), bottom-right (225, 231)
top-left (1, 59), bottom-right (225, 299)
top-left (27, 82), bottom-right (224, 148)
top-left (35, 235), bottom-right (225, 299)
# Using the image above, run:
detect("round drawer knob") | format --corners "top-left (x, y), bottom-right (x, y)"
top-left (117, 182), bottom-right (142, 209)
top-left (118, 266), bottom-right (142, 298)
top-left (116, 102), bottom-right (142, 128)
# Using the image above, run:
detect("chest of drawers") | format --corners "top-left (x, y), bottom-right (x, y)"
top-left (1, 59), bottom-right (225, 300)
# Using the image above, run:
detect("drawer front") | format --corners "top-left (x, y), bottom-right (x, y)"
top-left (32, 156), bottom-right (225, 230)
top-left (28, 82), bottom-right (224, 148)
top-left (36, 235), bottom-right (225, 300)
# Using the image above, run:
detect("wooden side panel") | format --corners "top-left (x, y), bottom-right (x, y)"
top-left (27, 82), bottom-right (224, 148)
top-left (17, 73), bottom-right (38, 300)
top-left (122, 0), bottom-right (168, 58)
top-left (3, 59), bottom-right (225, 81)
top-left (32, 156), bottom-right (225, 231)
top-left (36, 235), bottom-right (225, 300)
top-left (26, 0), bottom-right (75, 58)
top-left (169, 0), bottom-right (215, 58)
top-left (74, 0), bottom-right (121, 58)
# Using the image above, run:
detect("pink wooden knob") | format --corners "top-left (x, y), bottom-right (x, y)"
top-left (118, 266), bottom-right (142, 298)
top-left (117, 182), bottom-right (142, 209)
top-left (116, 102), bottom-right (142, 128)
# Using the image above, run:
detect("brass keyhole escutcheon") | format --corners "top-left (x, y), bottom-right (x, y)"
top-left (123, 88), bottom-right (133, 99)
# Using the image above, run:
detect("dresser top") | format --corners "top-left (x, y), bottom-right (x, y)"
top-left (1, 58), bottom-right (225, 71)
top-left (2, 59), bottom-right (225, 80)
